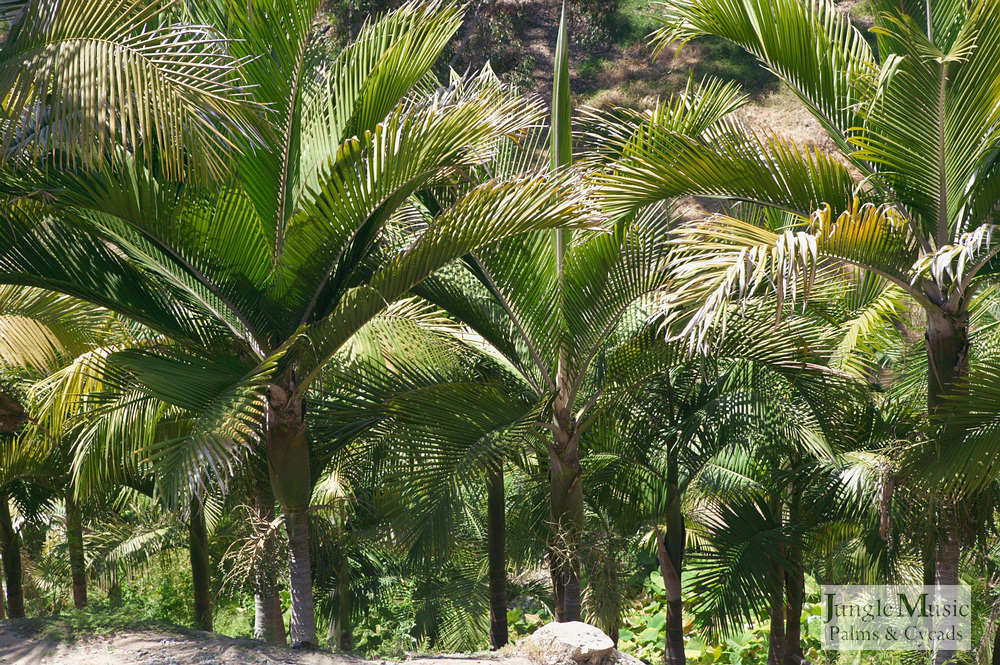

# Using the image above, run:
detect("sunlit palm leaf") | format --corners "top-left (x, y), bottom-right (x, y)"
top-left (595, 116), bottom-right (857, 219)
top-left (652, 0), bottom-right (875, 155)
top-left (292, 174), bottom-right (594, 389)
top-left (0, 0), bottom-right (256, 180)
top-left (0, 286), bottom-right (111, 372)
top-left (666, 202), bottom-right (923, 352)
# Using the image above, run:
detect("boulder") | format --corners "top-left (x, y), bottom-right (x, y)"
top-left (612, 651), bottom-right (645, 665)
top-left (520, 622), bottom-right (617, 665)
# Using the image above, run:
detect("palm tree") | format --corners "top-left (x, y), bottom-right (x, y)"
top-left (585, 305), bottom-right (865, 664)
top-left (305, 301), bottom-right (539, 648)
top-left (0, 0), bottom-right (588, 646)
top-left (0, 283), bottom-right (228, 628)
top-left (594, 3), bottom-right (1000, 660)
top-left (0, 285), bottom-right (125, 615)
top-left (0, 476), bottom-right (27, 618)
top-left (403, 8), bottom-right (860, 621)
top-left (0, 0), bottom-right (256, 181)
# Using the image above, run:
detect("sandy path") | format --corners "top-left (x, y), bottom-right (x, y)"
top-left (0, 619), bottom-right (533, 665)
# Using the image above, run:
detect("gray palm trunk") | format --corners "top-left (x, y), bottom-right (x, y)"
top-left (252, 474), bottom-right (286, 644)
top-left (487, 466), bottom-right (508, 648)
top-left (266, 380), bottom-right (317, 648)
top-left (784, 484), bottom-right (805, 665)
top-left (767, 571), bottom-right (786, 665)
top-left (0, 497), bottom-right (24, 618)
top-left (549, 420), bottom-right (584, 623)
top-left (547, 3), bottom-right (581, 622)
top-left (65, 491), bottom-right (87, 610)
top-left (767, 508), bottom-right (787, 665)
top-left (285, 508), bottom-right (316, 648)
top-left (255, 590), bottom-right (285, 644)
top-left (328, 552), bottom-right (352, 650)
top-left (659, 378), bottom-right (685, 665)
top-left (189, 499), bottom-right (213, 632)
top-left (657, 455), bottom-right (685, 665)
top-left (925, 308), bottom-right (968, 665)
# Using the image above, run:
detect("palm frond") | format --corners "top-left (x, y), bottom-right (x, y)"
top-left (858, 0), bottom-right (1000, 242)
top-left (651, 0), bottom-right (875, 155)
top-left (666, 202), bottom-right (924, 353)
top-left (686, 493), bottom-right (801, 637)
top-left (0, 0), bottom-right (256, 180)
top-left (293, 173), bottom-right (594, 389)
top-left (595, 116), bottom-right (858, 219)
top-left (277, 77), bottom-right (549, 322)
top-left (0, 286), bottom-right (111, 373)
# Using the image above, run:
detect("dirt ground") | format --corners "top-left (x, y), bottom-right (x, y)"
top-left (0, 619), bottom-right (534, 665)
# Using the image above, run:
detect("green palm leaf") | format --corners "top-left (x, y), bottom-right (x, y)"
top-left (652, 0), bottom-right (875, 154)
top-left (0, 0), bottom-right (256, 180)
top-left (292, 174), bottom-right (593, 389)
top-left (666, 203), bottom-right (925, 352)
top-left (595, 116), bottom-right (857, 219)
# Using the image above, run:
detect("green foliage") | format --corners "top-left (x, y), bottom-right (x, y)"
top-left (506, 602), bottom-right (552, 639)
top-left (617, 572), bottom-right (821, 665)
top-left (5, 1), bottom-right (1000, 662)
top-left (352, 577), bottom-right (421, 657)
top-left (210, 599), bottom-right (257, 639)
top-left (118, 552), bottom-right (195, 626)
top-left (578, 56), bottom-right (607, 81)
top-left (36, 605), bottom-right (196, 643)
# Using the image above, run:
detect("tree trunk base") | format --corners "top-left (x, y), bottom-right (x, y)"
top-left (0, 498), bottom-right (25, 618)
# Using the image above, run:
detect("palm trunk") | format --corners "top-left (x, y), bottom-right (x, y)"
top-left (271, 591), bottom-right (286, 644)
top-left (658, 448), bottom-right (685, 665)
top-left (548, 6), bottom-right (580, 622)
top-left (0, 571), bottom-right (5, 619)
top-left (267, 381), bottom-right (316, 648)
top-left (286, 508), bottom-right (316, 648)
top-left (252, 471), bottom-right (285, 644)
top-left (926, 309), bottom-right (968, 665)
top-left (767, 561), bottom-right (786, 665)
top-left (784, 554), bottom-right (805, 663)
top-left (255, 588), bottom-right (285, 644)
top-left (65, 492), bottom-right (87, 610)
top-left (0, 497), bottom-right (24, 618)
top-left (922, 528), bottom-right (936, 586)
top-left (549, 430), bottom-right (583, 623)
top-left (335, 552), bottom-right (352, 650)
top-left (933, 512), bottom-right (960, 589)
top-left (784, 484), bottom-right (804, 664)
top-left (108, 576), bottom-right (122, 607)
top-left (189, 499), bottom-right (213, 631)
top-left (327, 542), bottom-right (352, 651)
top-left (767, 494), bottom-right (785, 665)
top-left (978, 594), bottom-right (1000, 665)
top-left (487, 465), bottom-right (508, 648)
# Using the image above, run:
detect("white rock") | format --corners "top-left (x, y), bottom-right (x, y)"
top-left (522, 622), bottom-right (616, 665)
top-left (611, 649), bottom-right (645, 665)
